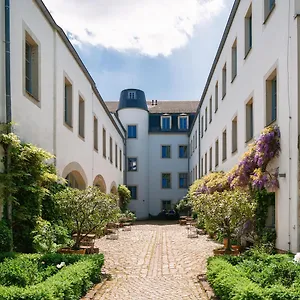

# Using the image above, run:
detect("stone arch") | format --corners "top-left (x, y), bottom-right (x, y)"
top-left (93, 175), bottom-right (107, 193)
top-left (110, 181), bottom-right (118, 195)
top-left (62, 162), bottom-right (87, 190)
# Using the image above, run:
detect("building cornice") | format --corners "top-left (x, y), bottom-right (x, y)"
top-left (34, 0), bottom-right (125, 139)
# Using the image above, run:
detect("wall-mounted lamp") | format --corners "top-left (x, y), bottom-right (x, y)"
top-left (278, 173), bottom-right (286, 178)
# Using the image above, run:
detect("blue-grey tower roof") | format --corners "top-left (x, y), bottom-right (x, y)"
top-left (117, 89), bottom-right (148, 112)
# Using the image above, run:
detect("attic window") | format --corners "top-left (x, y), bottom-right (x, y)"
top-left (128, 90), bottom-right (136, 99)
top-left (161, 115), bottom-right (171, 131)
top-left (178, 115), bottom-right (188, 130)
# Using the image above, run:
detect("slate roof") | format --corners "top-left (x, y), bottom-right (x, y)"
top-left (105, 100), bottom-right (199, 114)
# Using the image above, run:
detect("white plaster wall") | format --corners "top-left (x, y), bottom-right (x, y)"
top-left (6, 0), bottom-right (124, 191)
top-left (148, 134), bottom-right (189, 216)
top-left (191, 0), bottom-right (299, 252)
top-left (118, 108), bottom-right (149, 219)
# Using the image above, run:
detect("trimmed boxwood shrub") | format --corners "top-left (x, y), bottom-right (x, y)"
top-left (207, 255), bottom-right (300, 300)
top-left (0, 254), bottom-right (104, 300)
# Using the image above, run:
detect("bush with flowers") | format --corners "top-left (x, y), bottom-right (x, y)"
top-left (188, 125), bottom-right (281, 248)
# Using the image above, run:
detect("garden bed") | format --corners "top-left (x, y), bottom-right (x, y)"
top-left (207, 250), bottom-right (300, 300)
top-left (0, 253), bottom-right (104, 300)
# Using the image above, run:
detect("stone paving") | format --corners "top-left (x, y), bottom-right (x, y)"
top-left (93, 221), bottom-right (219, 300)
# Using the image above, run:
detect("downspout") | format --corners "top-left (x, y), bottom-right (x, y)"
top-left (5, 0), bottom-right (11, 126)
top-left (198, 114), bottom-right (201, 178)
top-left (4, 0), bottom-right (13, 251)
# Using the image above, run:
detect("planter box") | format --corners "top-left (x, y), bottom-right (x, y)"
top-left (58, 248), bottom-right (86, 255)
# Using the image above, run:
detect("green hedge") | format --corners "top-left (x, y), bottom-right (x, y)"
top-left (207, 257), bottom-right (300, 300)
top-left (0, 254), bottom-right (104, 300)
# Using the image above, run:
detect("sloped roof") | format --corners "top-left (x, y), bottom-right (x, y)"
top-left (105, 100), bottom-right (199, 114)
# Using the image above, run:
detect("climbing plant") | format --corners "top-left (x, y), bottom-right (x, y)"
top-left (118, 184), bottom-right (131, 212)
top-left (0, 130), bottom-right (61, 252)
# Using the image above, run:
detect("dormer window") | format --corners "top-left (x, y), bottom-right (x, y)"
top-left (128, 90), bottom-right (136, 99)
top-left (161, 115), bottom-right (171, 130)
top-left (178, 115), bottom-right (189, 130)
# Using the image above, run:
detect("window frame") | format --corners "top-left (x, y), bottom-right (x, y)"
top-left (222, 129), bottom-right (227, 161)
top-left (127, 124), bottom-right (137, 139)
top-left (245, 4), bottom-right (253, 59)
top-left (93, 116), bottom-right (98, 151)
top-left (64, 75), bottom-right (73, 129)
top-left (128, 90), bottom-right (137, 99)
top-left (161, 173), bottom-right (172, 189)
top-left (178, 173), bottom-right (188, 189)
top-left (161, 115), bottom-right (172, 131)
top-left (178, 115), bottom-right (189, 130)
top-left (128, 157), bottom-right (138, 172)
top-left (161, 145), bottom-right (171, 159)
top-left (246, 98), bottom-right (254, 142)
top-left (102, 127), bottom-right (107, 158)
top-left (264, 0), bottom-right (276, 23)
top-left (265, 69), bottom-right (277, 126)
top-left (215, 82), bottom-right (219, 113)
top-left (231, 116), bottom-right (238, 154)
top-left (78, 94), bottom-right (85, 139)
top-left (231, 39), bottom-right (237, 82)
top-left (179, 145), bottom-right (188, 158)
top-left (222, 64), bottom-right (227, 99)
top-left (215, 139), bottom-right (219, 167)
top-left (128, 186), bottom-right (138, 200)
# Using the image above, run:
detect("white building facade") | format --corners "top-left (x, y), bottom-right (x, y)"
top-left (0, 0), bottom-right (125, 199)
top-left (189, 0), bottom-right (300, 253)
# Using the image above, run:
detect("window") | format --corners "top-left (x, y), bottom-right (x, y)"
top-left (162, 173), bottom-right (171, 189)
top-left (161, 115), bottom-right (171, 130)
top-left (93, 117), bottom-right (98, 151)
top-left (179, 115), bottom-right (188, 130)
top-left (215, 82), bottom-right (219, 112)
top-left (161, 200), bottom-right (172, 210)
top-left (201, 157), bottom-right (204, 177)
top-left (128, 90), bottom-right (136, 99)
top-left (109, 137), bottom-right (113, 163)
top-left (162, 145), bottom-right (171, 158)
top-left (201, 116), bottom-right (204, 137)
top-left (266, 71), bottom-right (277, 125)
top-left (195, 165), bottom-right (198, 180)
top-left (209, 147), bottom-right (213, 171)
top-left (128, 157), bottom-right (137, 171)
top-left (25, 32), bottom-right (39, 100)
top-left (232, 116), bottom-right (238, 153)
top-left (245, 5), bottom-right (252, 57)
top-left (102, 128), bottom-right (106, 158)
top-left (64, 78), bottom-right (73, 127)
top-left (264, 0), bottom-right (275, 21)
top-left (115, 144), bottom-right (118, 168)
top-left (128, 186), bottom-right (137, 200)
top-left (222, 130), bottom-right (227, 161)
top-left (78, 96), bottom-right (85, 138)
top-left (215, 139), bottom-right (219, 167)
top-left (232, 40), bottom-right (237, 81)
top-left (205, 107), bottom-right (208, 131)
top-left (209, 97), bottom-right (212, 123)
top-left (246, 99), bottom-right (254, 141)
top-left (205, 153), bottom-right (207, 175)
top-left (179, 173), bottom-right (188, 188)
top-left (127, 125), bottom-right (137, 138)
top-left (195, 131), bottom-right (197, 149)
top-left (119, 149), bottom-right (122, 171)
top-left (66, 173), bottom-right (79, 189)
top-left (222, 64), bottom-right (227, 99)
top-left (179, 145), bottom-right (188, 158)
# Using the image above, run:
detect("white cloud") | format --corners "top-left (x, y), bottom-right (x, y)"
top-left (43, 0), bottom-right (225, 57)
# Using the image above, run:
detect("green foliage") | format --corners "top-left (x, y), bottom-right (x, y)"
top-left (192, 189), bottom-right (256, 250)
top-left (0, 254), bottom-right (104, 300)
top-left (0, 132), bottom-right (61, 252)
top-left (32, 218), bottom-right (73, 254)
top-left (176, 195), bottom-right (192, 213)
top-left (207, 253), bottom-right (300, 300)
top-left (118, 185), bottom-right (131, 212)
top-left (55, 186), bottom-right (120, 248)
top-left (0, 220), bottom-right (12, 252)
top-left (118, 210), bottom-right (136, 222)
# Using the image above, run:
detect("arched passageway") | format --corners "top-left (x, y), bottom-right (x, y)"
top-left (93, 174), bottom-right (107, 193)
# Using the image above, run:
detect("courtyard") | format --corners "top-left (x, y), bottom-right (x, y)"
top-left (91, 221), bottom-right (219, 300)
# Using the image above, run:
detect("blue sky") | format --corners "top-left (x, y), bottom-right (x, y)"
top-left (44, 0), bottom-right (235, 101)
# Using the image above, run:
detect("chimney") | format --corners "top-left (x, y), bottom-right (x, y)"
top-left (151, 100), bottom-right (154, 105)
top-left (155, 100), bottom-right (158, 105)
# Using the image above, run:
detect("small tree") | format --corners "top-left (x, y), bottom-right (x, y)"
top-left (118, 185), bottom-right (131, 212)
top-left (192, 189), bottom-right (256, 251)
top-left (55, 186), bottom-right (120, 249)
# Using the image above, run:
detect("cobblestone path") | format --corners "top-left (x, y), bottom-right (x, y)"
top-left (93, 221), bottom-right (219, 300)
